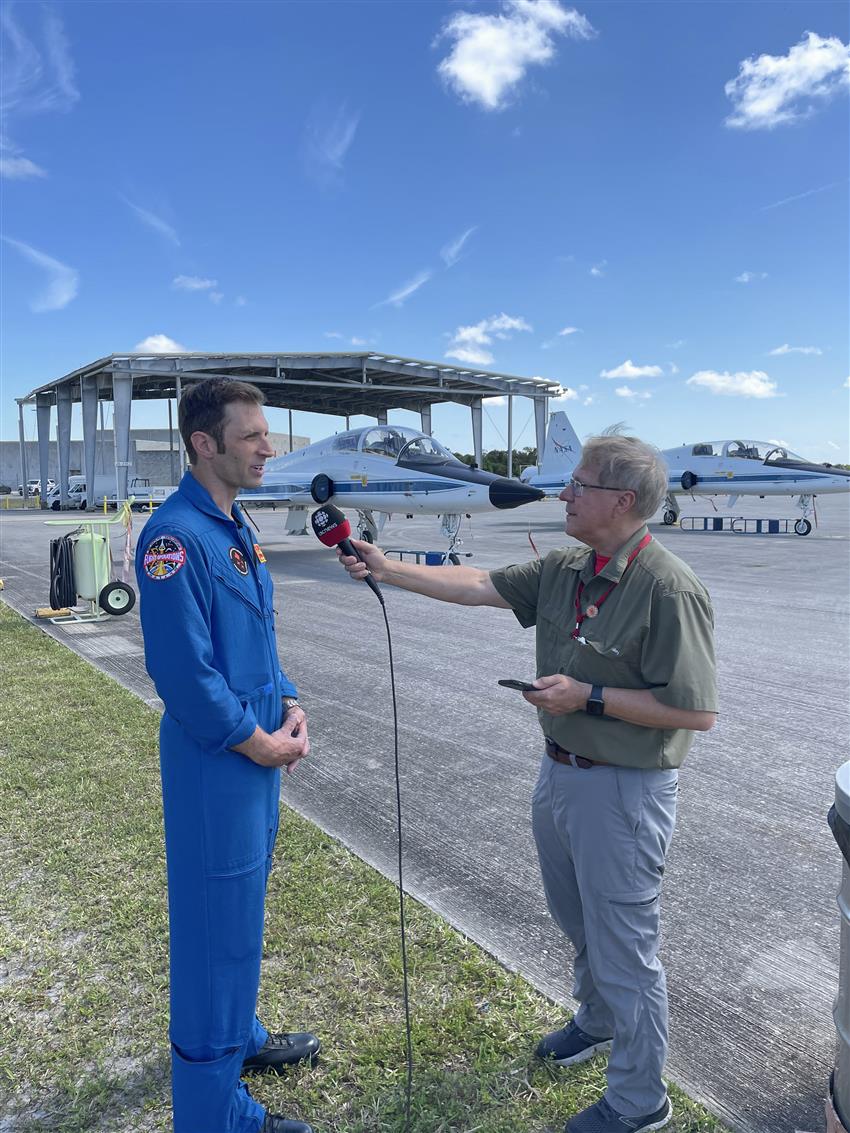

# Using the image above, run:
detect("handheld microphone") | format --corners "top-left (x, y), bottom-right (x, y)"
top-left (311, 504), bottom-right (384, 604)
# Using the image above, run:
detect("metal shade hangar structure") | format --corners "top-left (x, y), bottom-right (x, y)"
top-left (16, 351), bottom-right (563, 509)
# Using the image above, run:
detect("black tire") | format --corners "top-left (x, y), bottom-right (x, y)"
top-left (662, 510), bottom-right (677, 525)
top-left (361, 528), bottom-right (374, 544)
top-left (794, 518), bottom-right (812, 536)
top-left (310, 474), bottom-right (334, 504)
top-left (448, 553), bottom-right (460, 565)
top-left (680, 471), bottom-right (699, 490)
top-left (99, 581), bottom-right (136, 615)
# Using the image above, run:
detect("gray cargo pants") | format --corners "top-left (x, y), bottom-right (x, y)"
top-left (531, 753), bottom-right (678, 1117)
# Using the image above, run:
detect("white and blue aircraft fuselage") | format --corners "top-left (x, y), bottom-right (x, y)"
top-left (661, 439), bottom-right (850, 534)
top-left (521, 414), bottom-right (848, 536)
top-left (239, 423), bottom-right (544, 542)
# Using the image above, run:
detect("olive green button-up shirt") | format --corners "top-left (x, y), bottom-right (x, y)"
top-left (489, 525), bottom-right (717, 769)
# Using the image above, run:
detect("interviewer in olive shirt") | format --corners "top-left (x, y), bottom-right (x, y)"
top-left (336, 434), bottom-right (717, 1133)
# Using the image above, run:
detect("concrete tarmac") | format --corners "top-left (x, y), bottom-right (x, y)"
top-left (1, 492), bottom-right (848, 1132)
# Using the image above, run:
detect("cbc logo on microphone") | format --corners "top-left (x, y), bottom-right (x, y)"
top-left (315, 510), bottom-right (329, 527)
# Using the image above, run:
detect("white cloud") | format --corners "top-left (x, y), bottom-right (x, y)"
top-left (324, 332), bottom-right (369, 348)
top-left (235, 295), bottom-right (247, 307)
top-left (446, 311), bottom-right (532, 364)
top-left (552, 386), bottom-right (579, 402)
top-left (669, 362), bottom-right (679, 375)
top-left (590, 260), bottom-right (606, 277)
top-left (582, 395), bottom-right (594, 406)
top-left (735, 271), bottom-right (768, 283)
top-left (768, 343), bottom-right (822, 356)
top-left (209, 291), bottom-right (224, 304)
top-left (173, 275), bottom-right (217, 292)
top-left (436, 0), bottom-right (595, 112)
top-left (122, 196), bottom-right (180, 246)
top-left (0, 6), bottom-right (78, 178)
top-left (762, 181), bottom-right (840, 211)
top-left (133, 334), bottom-right (187, 353)
top-left (2, 235), bottom-right (78, 311)
top-left (725, 31), bottom-right (850, 130)
top-left (599, 359), bottom-right (663, 380)
top-left (615, 386), bottom-right (651, 400)
top-left (541, 325), bottom-right (581, 349)
top-left (303, 101), bottom-right (360, 186)
top-left (441, 226), bottom-right (477, 267)
top-left (375, 269), bottom-right (432, 308)
top-left (0, 154), bottom-right (46, 179)
top-left (845, 376), bottom-right (850, 388)
top-left (687, 370), bottom-right (779, 398)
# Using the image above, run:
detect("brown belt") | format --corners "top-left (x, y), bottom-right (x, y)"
top-left (545, 736), bottom-right (611, 769)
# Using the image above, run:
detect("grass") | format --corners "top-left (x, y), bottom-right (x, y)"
top-left (0, 602), bottom-right (728, 1133)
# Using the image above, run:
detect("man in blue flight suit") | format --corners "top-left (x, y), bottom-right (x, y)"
top-left (136, 379), bottom-right (318, 1133)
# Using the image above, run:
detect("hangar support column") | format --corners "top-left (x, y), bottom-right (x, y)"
top-left (420, 405), bottom-right (432, 436)
top-left (36, 394), bottom-right (52, 510)
top-left (534, 398), bottom-right (548, 470)
top-left (471, 399), bottom-right (483, 467)
top-left (376, 410), bottom-right (388, 426)
top-left (17, 402), bottom-right (29, 503)
top-left (113, 368), bottom-right (133, 504)
top-left (81, 374), bottom-right (99, 510)
top-left (56, 383), bottom-right (73, 507)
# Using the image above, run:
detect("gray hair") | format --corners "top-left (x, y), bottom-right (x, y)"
top-left (580, 434), bottom-right (668, 519)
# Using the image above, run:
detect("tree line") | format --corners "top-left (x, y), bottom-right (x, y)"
top-left (453, 447), bottom-right (539, 478)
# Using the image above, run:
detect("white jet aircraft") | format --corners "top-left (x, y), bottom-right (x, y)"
top-left (238, 423), bottom-right (545, 549)
top-left (660, 439), bottom-right (850, 534)
top-left (522, 415), bottom-right (849, 536)
top-left (519, 412), bottom-right (582, 494)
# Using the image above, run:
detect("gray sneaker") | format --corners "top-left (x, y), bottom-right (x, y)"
top-left (535, 1019), bottom-right (613, 1066)
top-left (565, 1095), bottom-right (671, 1132)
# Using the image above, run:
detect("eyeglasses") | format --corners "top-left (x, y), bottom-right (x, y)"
top-left (568, 476), bottom-right (627, 496)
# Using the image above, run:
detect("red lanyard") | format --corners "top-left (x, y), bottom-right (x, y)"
top-left (571, 533), bottom-right (652, 639)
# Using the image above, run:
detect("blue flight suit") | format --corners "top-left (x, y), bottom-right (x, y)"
top-left (135, 471), bottom-right (298, 1133)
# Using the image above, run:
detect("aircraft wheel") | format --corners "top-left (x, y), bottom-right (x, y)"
top-left (310, 474), bottom-right (334, 504)
top-left (99, 581), bottom-right (136, 615)
top-left (448, 553), bottom-right (460, 565)
top-left (794, 518), bottom-right (812, 536)
top-left (361, 529), bottom-right (374, 544)
top-left (663, 510), bottom-right (677, 526)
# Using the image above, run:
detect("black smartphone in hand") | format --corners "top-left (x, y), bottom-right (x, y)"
top-left (498, 679), bottom-right (537, 692)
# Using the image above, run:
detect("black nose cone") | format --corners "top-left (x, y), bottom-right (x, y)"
top-left (489, 479), bottom-right (546, 510)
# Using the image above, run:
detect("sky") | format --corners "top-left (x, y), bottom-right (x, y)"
top-left (1, 0), bottom-right (848, 462)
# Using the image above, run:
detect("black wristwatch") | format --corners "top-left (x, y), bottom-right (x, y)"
top-left (585, 685), bottom-right (605, 716)
top-left (282, 697), bottom-right (300, 714)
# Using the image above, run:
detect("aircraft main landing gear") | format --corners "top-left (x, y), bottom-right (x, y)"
top-left (794, 518), bottom-right (812, 536)
top-left (663, 509), bottom-right (678, 526)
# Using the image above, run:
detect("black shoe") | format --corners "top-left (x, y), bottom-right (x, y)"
top-left (260, 1115), bottom-right (314, 1133)
top-left (536, 1020), bottom-right (613, 1066)
top-left (242, 1031), bottom-right (321, 1075)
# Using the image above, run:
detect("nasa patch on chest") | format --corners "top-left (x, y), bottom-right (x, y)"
top-left (229, 546), bottom-right (249, 575)
top-left (143, 535), bottom-right (187, 581)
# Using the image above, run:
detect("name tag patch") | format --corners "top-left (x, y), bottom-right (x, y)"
top-left (143, 535), bottom-right (186, 581)
top-left (229, 546), bottom-right (249, 575)
top-left (253, 543), bottom-right (266, 564)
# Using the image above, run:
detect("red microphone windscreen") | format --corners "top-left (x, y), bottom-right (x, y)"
top-left (311, 506), bottom-right (352, 547)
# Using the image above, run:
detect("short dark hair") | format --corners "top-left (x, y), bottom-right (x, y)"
top-left (179, 379), bottom-right (266, 464)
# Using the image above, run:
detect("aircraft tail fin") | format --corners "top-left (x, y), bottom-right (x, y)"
top-left (538, 411), bottom-right (581, 479)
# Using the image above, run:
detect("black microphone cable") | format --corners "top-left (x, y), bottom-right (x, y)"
top-left (310, 505), bottom-right (413, 1128)
top-left (376, 591), bottom-right (414, 1133)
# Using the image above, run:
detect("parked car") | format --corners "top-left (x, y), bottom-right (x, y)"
top-left (17, 479), bottom-right (55, 496)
